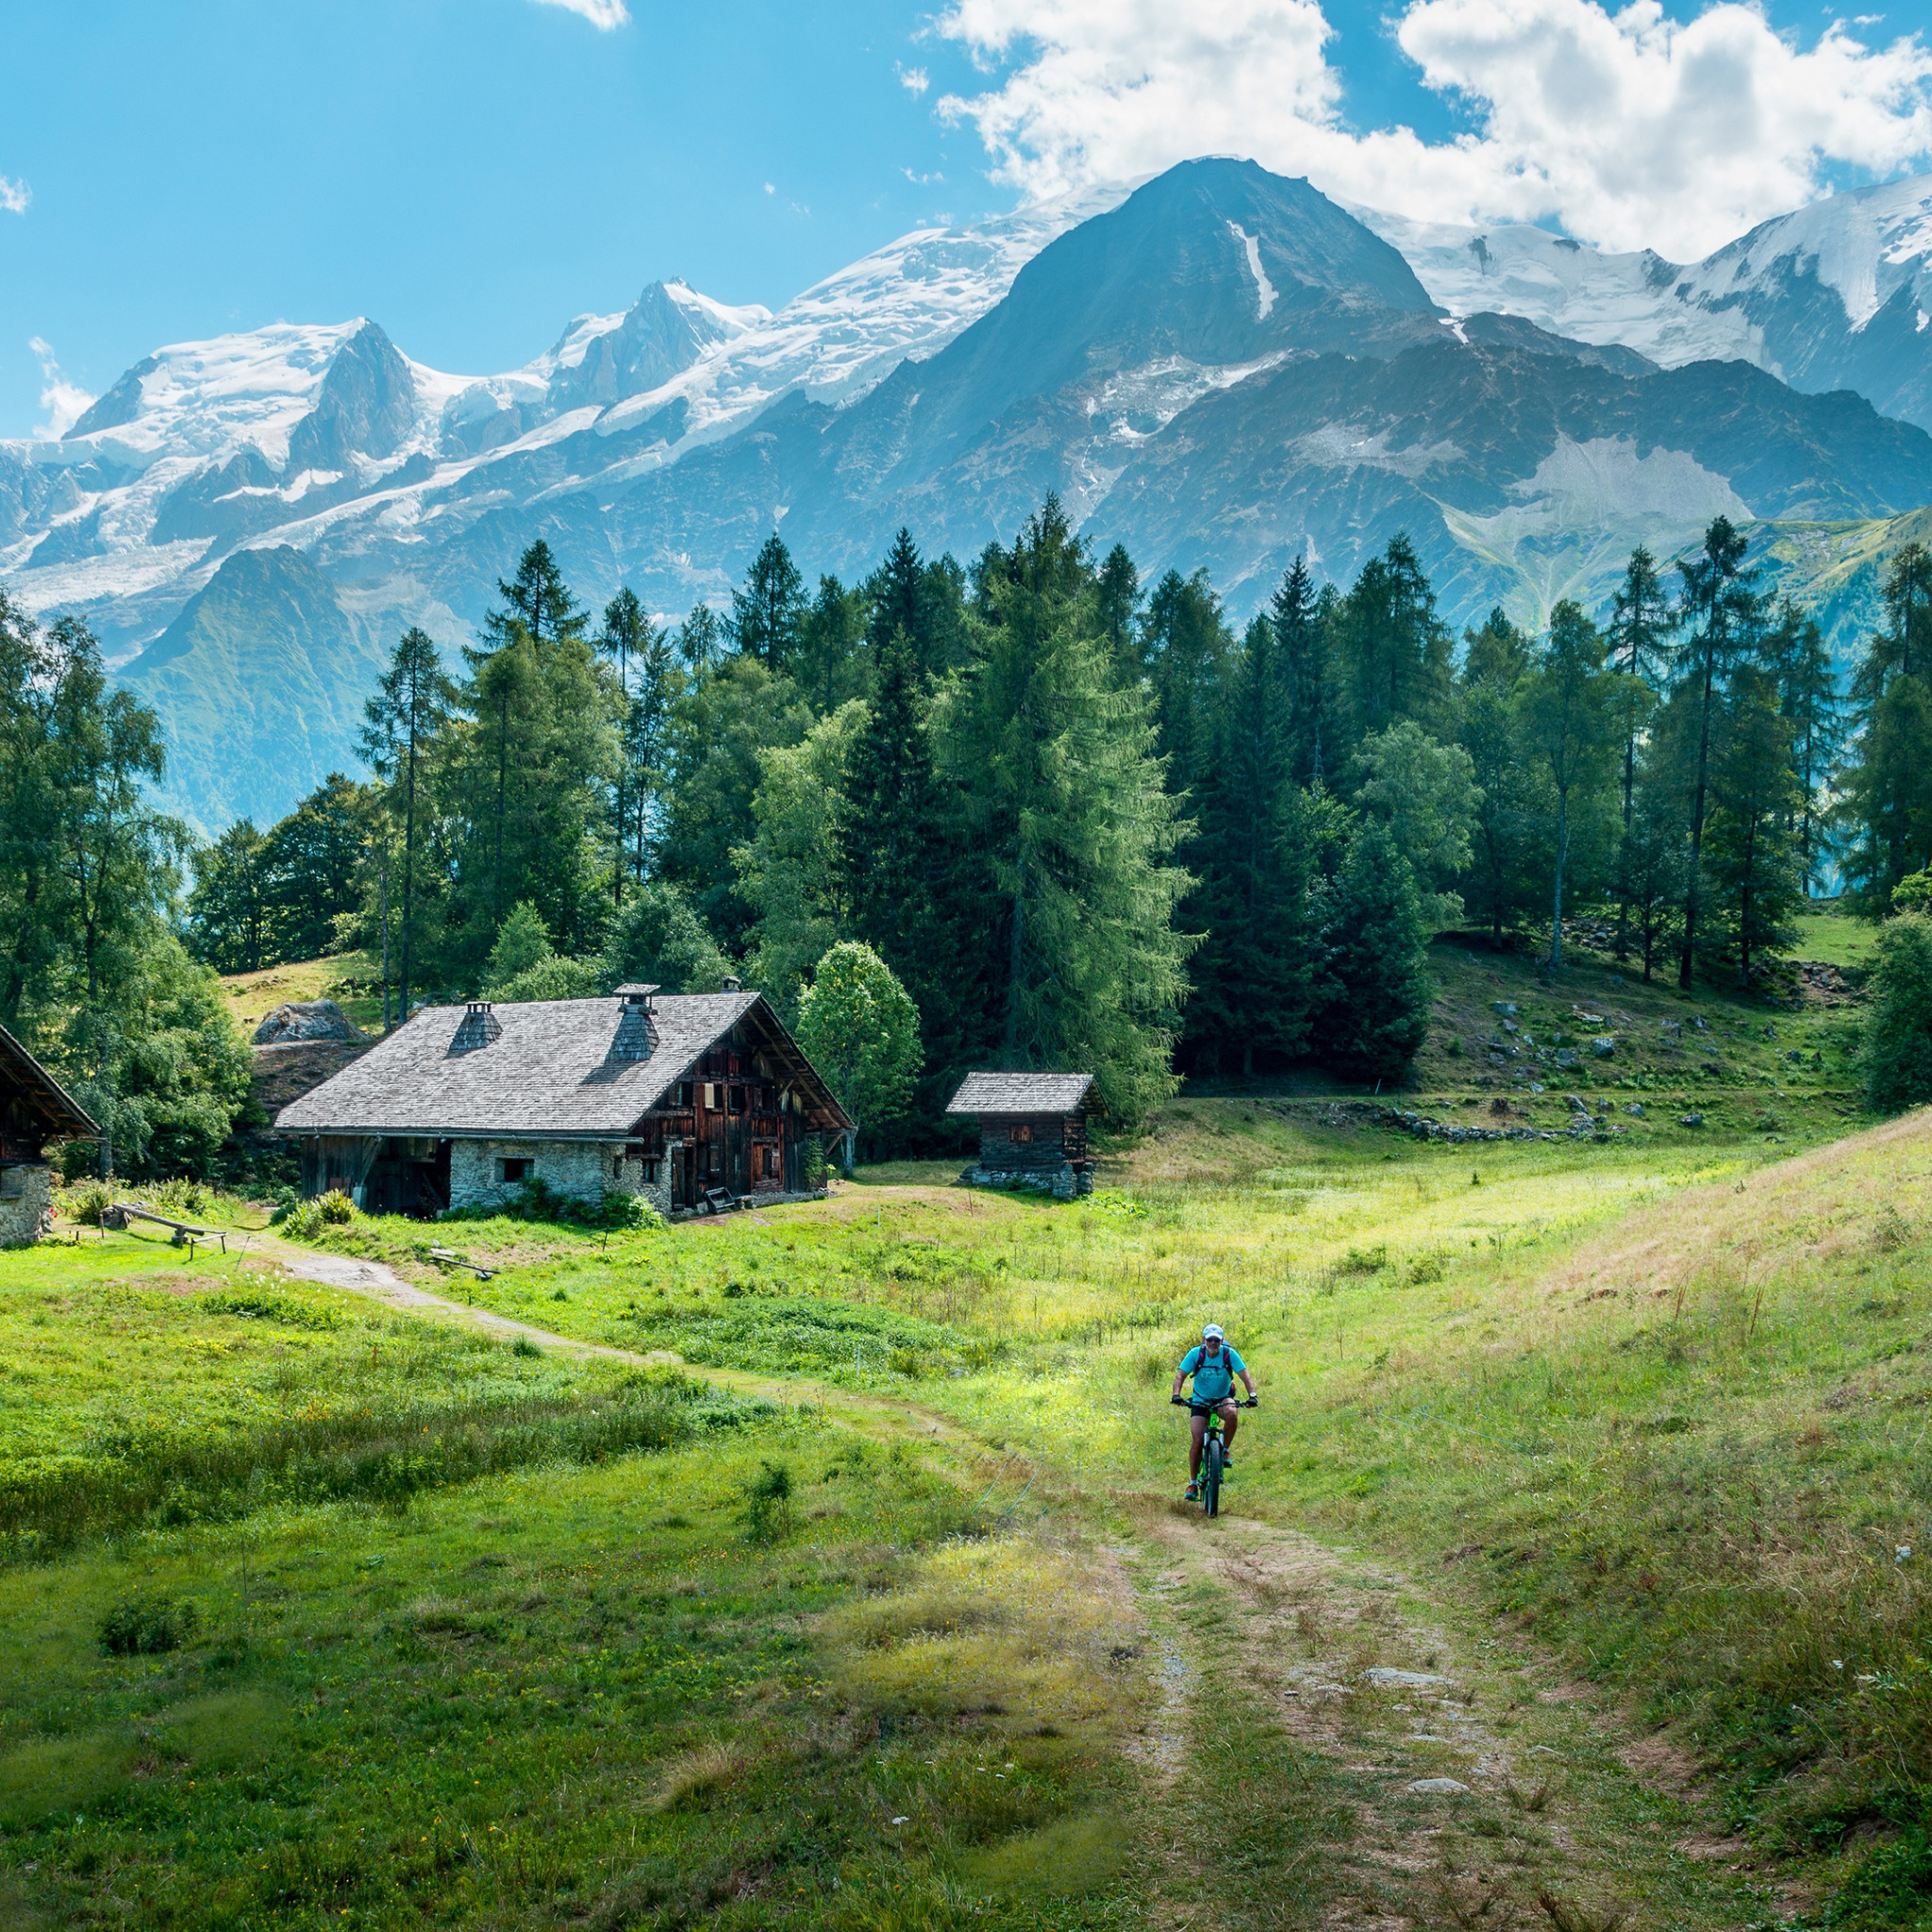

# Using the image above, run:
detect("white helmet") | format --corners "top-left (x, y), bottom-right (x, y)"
top-left (1202, 1323), bottom-right (1224, 1341)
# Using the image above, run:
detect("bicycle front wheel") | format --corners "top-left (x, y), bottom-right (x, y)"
top-left (1202, 1438), bottom-right (1222, 1518)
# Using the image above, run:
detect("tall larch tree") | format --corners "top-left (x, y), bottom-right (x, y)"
top-left (1673, 515), bottom-right (1757, 987)
top-left (358, 626), bottom-right (455, 1025)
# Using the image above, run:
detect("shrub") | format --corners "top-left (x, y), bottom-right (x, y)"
top-left (741, 1460), bottom-right (794, 1543)
top-left (803, 1138), bottom-right (828, 1191)
top-left (64, 1180), bottom-right (116, 1226)
top-left (1862, 912), bottom-right (1932, 1113)
top-left (98, 1592), bottom-right (199, 1656)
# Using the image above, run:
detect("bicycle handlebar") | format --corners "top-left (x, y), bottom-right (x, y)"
top-left (1171, 1394), bottom-right (1258, 1407)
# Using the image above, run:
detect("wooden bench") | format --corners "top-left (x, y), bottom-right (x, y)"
top-left (109, 1202), bottom-right (226, 1256)
top-left (428, 1246), bottom-right (495, 1281)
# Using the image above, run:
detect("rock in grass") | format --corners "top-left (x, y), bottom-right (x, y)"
top-left (1406, 1776), bottom-right (1472, 1794)
top-left (1679, 1112), bottom-right (1706, 1127)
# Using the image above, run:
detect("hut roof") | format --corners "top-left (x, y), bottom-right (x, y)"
top-left (275, 991), bottom-right (852, 1139)
top-left (944, 1072), bottom-right (1095, 1117)
top-left (0, 1020), bottom-right (99, 1149)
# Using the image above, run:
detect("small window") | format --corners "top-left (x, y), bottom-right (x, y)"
top-left (728, 1085), bottom-right (746, 1113)
top-left (612, 1155), bottom-right (625, 1179)
top-left (641, 1158), bottom-right (659, 1183)
top-left (705, 1082), bottom-right (724, 1110)
top-left (1008, 1123), bottom-right (1033, 1144)
top-left (500, 1157), bottom-right (533, 1183)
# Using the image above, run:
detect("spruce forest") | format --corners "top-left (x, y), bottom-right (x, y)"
top-left (6, 496), bottom-right (1931, 1173)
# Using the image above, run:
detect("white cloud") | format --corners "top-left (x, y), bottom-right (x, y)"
top-left (0, 175), bottom-right (28, 215)
top-left (28, 338), bottom-right (94, 441)
top-left (935, 0), bottom-right (1932, 260)
top-left (527, 0), bottom-right (629, 28)
top-left (897, 62), bottom-right (931, 93)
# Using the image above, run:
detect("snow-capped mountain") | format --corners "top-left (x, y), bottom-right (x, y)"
top-left (1357, 172), bottom-right (1932, 432)
top-left (0, 192), bottom-right (1114, 661)
top-left (8, 158), bottom-right (1932, 833)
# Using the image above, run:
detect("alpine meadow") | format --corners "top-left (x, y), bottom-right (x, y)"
top-left (14, 20), bottom-right (1932, 1931)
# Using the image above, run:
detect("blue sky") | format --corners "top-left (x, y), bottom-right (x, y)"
top-left (4, 0), bottom-right (1931, 439)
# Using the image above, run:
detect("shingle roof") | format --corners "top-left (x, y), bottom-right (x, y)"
top-left (945, 1072), bottom-right (1095, 1117)
top-left (275, 991), bottom-right (852, 1138)
top-left (0, 1019), bottom-right (98, 1143)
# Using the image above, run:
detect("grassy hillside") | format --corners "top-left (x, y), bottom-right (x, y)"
top-left (221, 952), bottom-right (384, 1038)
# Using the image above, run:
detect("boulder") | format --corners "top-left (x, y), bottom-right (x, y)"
top-left (253, 999), bottom-right (371, 1046)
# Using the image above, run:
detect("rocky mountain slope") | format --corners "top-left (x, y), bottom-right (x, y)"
top-left (8, 159), bottom-right (1932, 830)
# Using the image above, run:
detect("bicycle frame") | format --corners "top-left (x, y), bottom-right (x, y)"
top-left (1185, 1398), bottom-right (1230, 1518)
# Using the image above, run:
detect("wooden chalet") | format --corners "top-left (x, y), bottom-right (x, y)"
top-left (0, 1020), bottom-right (98, 1247)
top-left (946, 1071), bottom-right (1096, 1198)
top-left (275, 983), bottom-right (852, 1219)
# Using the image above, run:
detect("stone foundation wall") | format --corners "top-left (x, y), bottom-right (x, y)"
top-left (960, 1162), bottom-right (1093, 1201)
top-left (0, 1165), bottom-right (54, 1247)
top-left (448, 1139), bottom-right (649, 1213)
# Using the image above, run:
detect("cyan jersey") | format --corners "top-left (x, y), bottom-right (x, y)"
top-left (1178, 1342), bottom-right (1245, 1402)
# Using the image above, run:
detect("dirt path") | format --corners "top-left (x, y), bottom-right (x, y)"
top-left (270, 1241), bottom-right (660, 1361)
top-left (1129, 1504), bottom-right (1781, 1931)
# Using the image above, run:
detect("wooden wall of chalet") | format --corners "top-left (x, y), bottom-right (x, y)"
top-left (636, 1027), bottom-right (814, 1208)
top-left (977, 1112), bottom-right (1088, 1173)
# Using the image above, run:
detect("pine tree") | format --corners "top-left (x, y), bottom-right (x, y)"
top-left (596, 587), bottom-right (665, 908)
top-left (678, 603), bottom-right (725, 676)
top-left (1458, 677), bottom-right (1541, 948)
top-left (1095, 543), bottom-right (1143, 680)
top-left (1329, 533), bottom-right (1453, 758)
top-left (1705, 670), bottom-right (1802, 988)
top-left (730, 533), bottom-right (805, 673)
top-left (358, 626), bottom-right (455, 1024)
top-left (1141, 568), bottom-right (1234, 806)
top-left (865, 529), bottom-right (925, 662)
top-left (832, 625), bottom-right (974, 1105)
top-left (1456, 608), bottom-right (1539, 948)
top-left (1761, 603), bottom-right (1842, 897)
top-left (943, 495), bottom-right (1194, 1124)
top-left (1310, 821), bottom-right (1431, 1081)
top-left (1460, 607), bottom-right (1532, 690)
top-left (1271, 555), bottom-right (1328, 786)
top-left (1607, 545), bottom-right (1670, 955)
top-left (1855, 541), bottom-right (1932, 702)
top-left (1673, 516), bottom-right (1757, 987)
top-left (486, 538), bottom-right (588, 652)
top-left (1521, 601), bottom-right (1613, 968)
top-left (658, 657), bottom-right (811, 952)
top-left (797, 574), bottom-right (870, 713)
top-left (1840, 669), bottom-right (1932, 909)
top-left (1187, 615), bottom-right (1314, 1074)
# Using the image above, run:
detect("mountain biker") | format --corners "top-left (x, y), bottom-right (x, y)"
top-left (1171, 1323), bottom-right (1257, 1500)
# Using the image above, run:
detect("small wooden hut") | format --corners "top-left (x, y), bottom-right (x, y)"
top-left (0, 1021), bottom-right (98, 1246)
top-left (945, 1072), bottom-right (1096, 1198)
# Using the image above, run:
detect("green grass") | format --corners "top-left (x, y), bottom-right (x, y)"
top-left (1792, 910), bottom-right (1881, 970)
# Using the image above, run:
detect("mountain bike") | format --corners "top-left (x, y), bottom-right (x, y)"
top-left (1172, 1394), bottom-right (1257, 1518)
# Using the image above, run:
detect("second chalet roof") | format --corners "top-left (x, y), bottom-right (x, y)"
top-left (0, 1019), bottom-right (99, 1142)
top-left (275, 990), bottom-right (851, 1138)
top-left (945, 1072), bottom-right (1095, 1117)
